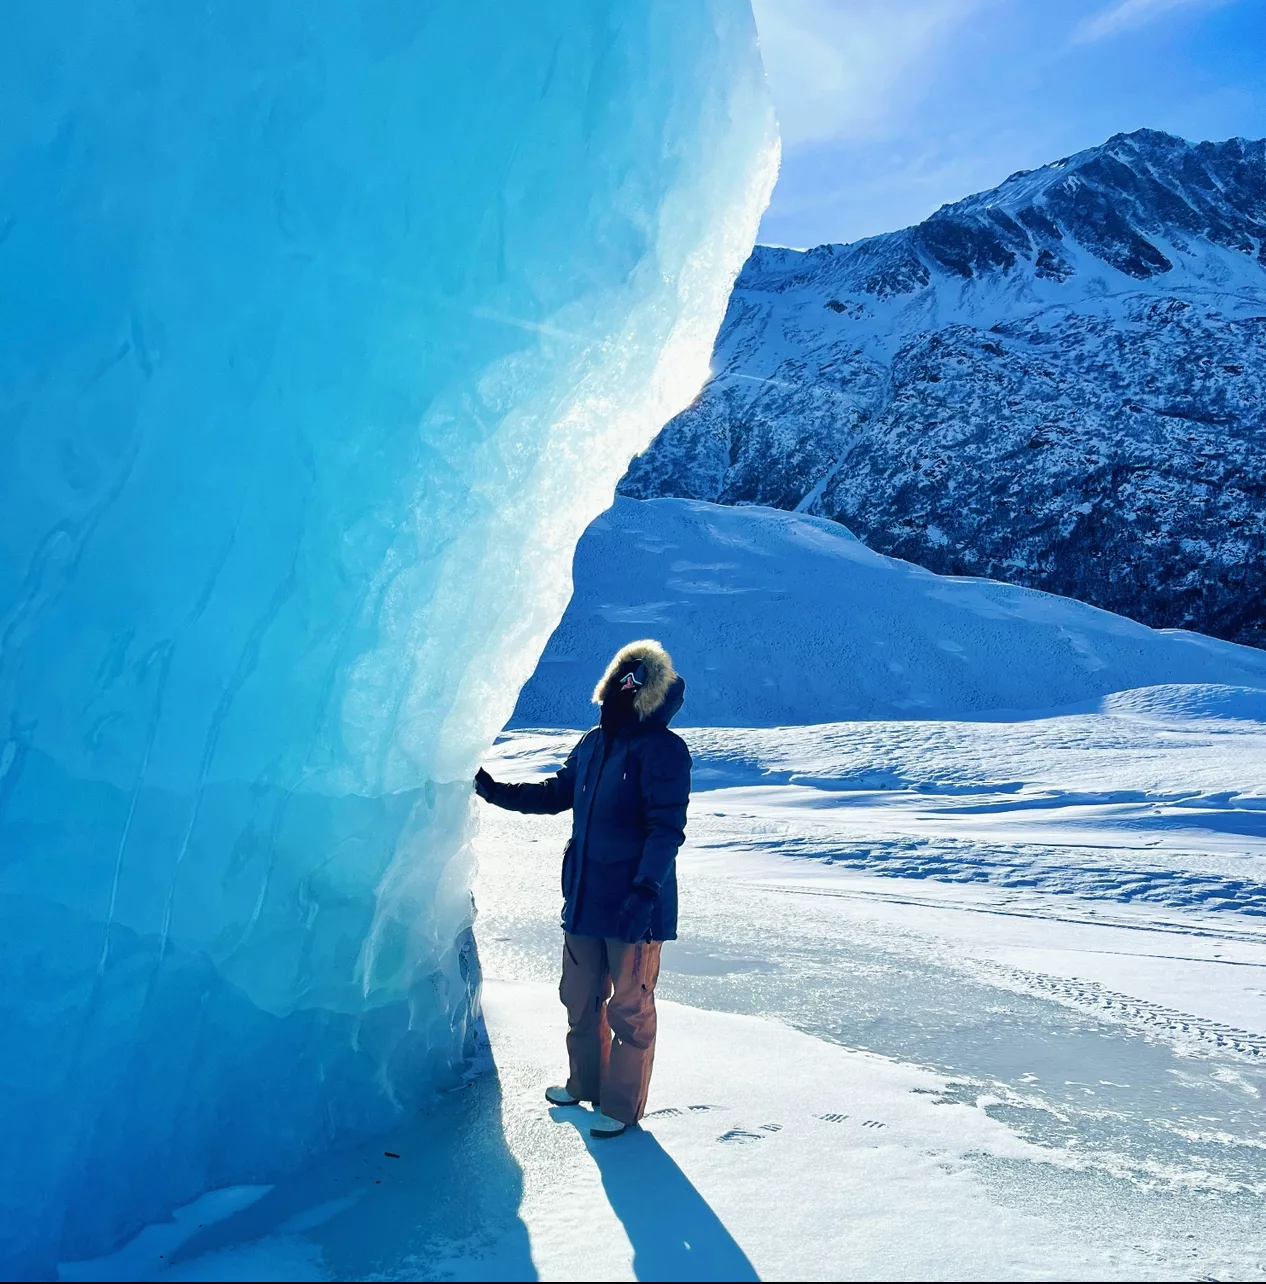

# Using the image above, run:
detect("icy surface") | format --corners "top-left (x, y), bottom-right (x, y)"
top-left (0, 3), bottom-right (776, 1273)
top-left (511, 497), bottom-right (1266, 726)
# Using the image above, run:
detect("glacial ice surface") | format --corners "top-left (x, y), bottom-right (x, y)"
top-left (0, 3), bottom-right (776, 1273)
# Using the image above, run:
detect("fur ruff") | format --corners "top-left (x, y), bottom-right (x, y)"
top-left (592, 639), bottom-right (678, 721)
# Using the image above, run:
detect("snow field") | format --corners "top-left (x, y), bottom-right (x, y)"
top-left (496, 687), bottom-right (1266, 918)
top-left (470, 691), bottom-right (1266, 1277)
top-left (481, 982), bottom-right (1129, 1282)
top-left (471, 769), bottom-right (1266, 1278)
top-left (60, 699), bottom-right (1266, 1280)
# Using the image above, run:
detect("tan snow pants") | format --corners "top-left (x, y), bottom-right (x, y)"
top-left (560, 932), bottom-right (663, 1125)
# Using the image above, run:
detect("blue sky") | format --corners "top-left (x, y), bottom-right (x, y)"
top-left (750, 0), bottom-right (1265, 248)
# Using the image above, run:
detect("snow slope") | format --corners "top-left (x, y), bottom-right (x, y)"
top-left (510, 496), bottom-right (1266, 727)
top-left (621, 129), bottom-right (1266, 647)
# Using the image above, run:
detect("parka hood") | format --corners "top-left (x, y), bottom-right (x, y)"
top-left (593, 639), bottom-right (683, 724)
top-left (646, 674), bottom-right (685, 726)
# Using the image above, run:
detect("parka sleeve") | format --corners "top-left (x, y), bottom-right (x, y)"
top-left (633, 733), bottom-right (692, 893)
top-left (481, 737), bottom-right (581, 814)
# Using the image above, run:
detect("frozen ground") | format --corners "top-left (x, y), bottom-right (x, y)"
top-left (63, 686), bottom-right (1266, 1280)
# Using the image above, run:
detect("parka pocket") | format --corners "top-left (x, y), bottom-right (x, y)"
top-left (560, 838), bottom-right (575, 897)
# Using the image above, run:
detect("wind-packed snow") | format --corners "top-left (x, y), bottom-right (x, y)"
top-left (511, 496), bottom-right (1266, 727)
top-left (498, 699), bottom-right (1266, 918)
top-left (0, 4), bottom-right (776, 1274)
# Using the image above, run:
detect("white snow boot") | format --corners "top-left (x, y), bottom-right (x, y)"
top-left (589, 1110), bottom-right (628, 1139)
top-left (544, 1086), bottom-right (581, 1106)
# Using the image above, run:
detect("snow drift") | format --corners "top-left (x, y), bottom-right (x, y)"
top-left (511, 498), bottom-right (1266, 727)
top-left (0, 4), bottom-right (776, 1274)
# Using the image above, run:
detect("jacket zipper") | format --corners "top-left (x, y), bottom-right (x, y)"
top-left (570, 732), bottom-right (614, 925)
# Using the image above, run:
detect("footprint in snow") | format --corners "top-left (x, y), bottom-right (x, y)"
top-left (717, 1127), bottom-right (766, 1144)
top-left (647, 1105), bottom-right (785, 1142)
top-left (817, 1112), bottom-right (885, 1129)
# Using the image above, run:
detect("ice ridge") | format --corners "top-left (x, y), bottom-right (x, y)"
top-left (0, 2), bottom-right (776, 1274)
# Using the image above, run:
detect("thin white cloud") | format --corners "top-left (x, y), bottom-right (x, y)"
top-left (1073, 0), bottom-right (1235, 43)
top-left (750, 0), bottom-right (987, 146)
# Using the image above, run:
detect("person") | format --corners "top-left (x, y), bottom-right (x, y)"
top-left (473, 639), bottom-right (691, 1139)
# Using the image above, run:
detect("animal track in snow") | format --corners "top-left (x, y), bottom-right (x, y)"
top-left (645, 1104), bottom-right (723, 1120)
top-left (817, 1112), bottom-right (849, 1123)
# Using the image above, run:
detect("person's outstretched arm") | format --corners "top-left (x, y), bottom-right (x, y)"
top-left (474, 739), bottom-right (580, 815)
top-left (632, 735), bottom-right (692, 893)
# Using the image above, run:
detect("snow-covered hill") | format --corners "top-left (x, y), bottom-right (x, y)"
top-left (509, 496), bottom-right (1266, 727)
top-left (619, 130), bottom-right (1266, 648)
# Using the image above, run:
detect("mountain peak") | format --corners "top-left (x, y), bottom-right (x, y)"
top-left (743, 129), bottom-right (1266, 294)
top-left (623, 128), bottom-right (1266, 650)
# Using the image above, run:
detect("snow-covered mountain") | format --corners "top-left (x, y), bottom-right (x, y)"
top-left (619, 130), bottom-right (1266, 649)
top-left (510, 497), bottom-right (1266, 727)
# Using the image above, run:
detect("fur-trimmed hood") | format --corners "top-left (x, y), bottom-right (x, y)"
top-left (592, 639), bottom-right (683, 723)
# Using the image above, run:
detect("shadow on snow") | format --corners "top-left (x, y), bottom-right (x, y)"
top-left (551, 1106), bottom-right (759, 1283)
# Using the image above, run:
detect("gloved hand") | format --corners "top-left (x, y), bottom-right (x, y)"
top-left (615, 884), bottom-right (657, 943)
top-left (473, 767), bottom-right (495, 801)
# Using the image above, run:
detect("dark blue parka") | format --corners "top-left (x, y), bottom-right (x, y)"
top-left (481, 676), bottom-right (691, 940)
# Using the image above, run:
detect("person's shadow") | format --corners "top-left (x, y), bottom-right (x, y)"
top-left (551, 1108), bottom-right (759, 1282)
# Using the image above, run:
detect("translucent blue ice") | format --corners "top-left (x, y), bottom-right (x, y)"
top-left (0, 3), bottom-right (776, 1272)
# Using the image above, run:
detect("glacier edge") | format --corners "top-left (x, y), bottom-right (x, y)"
top-left (0, 2), bottom-right (777, 1274)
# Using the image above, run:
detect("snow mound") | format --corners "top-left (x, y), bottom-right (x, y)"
top-left (511, 498), bottom-right (1266, 726)
top-left (1098, 684), bottom-right (1266, 725)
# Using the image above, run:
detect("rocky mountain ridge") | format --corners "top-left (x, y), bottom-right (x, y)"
top-left (619, 130), bottom-right (1266, 647)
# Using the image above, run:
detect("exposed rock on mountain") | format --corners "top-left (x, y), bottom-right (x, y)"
top-left (619, 130), bottom-right (1266, 647)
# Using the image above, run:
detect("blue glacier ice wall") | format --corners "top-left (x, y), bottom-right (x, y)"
top-left (0, 3), bottom-right (777, 1273)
